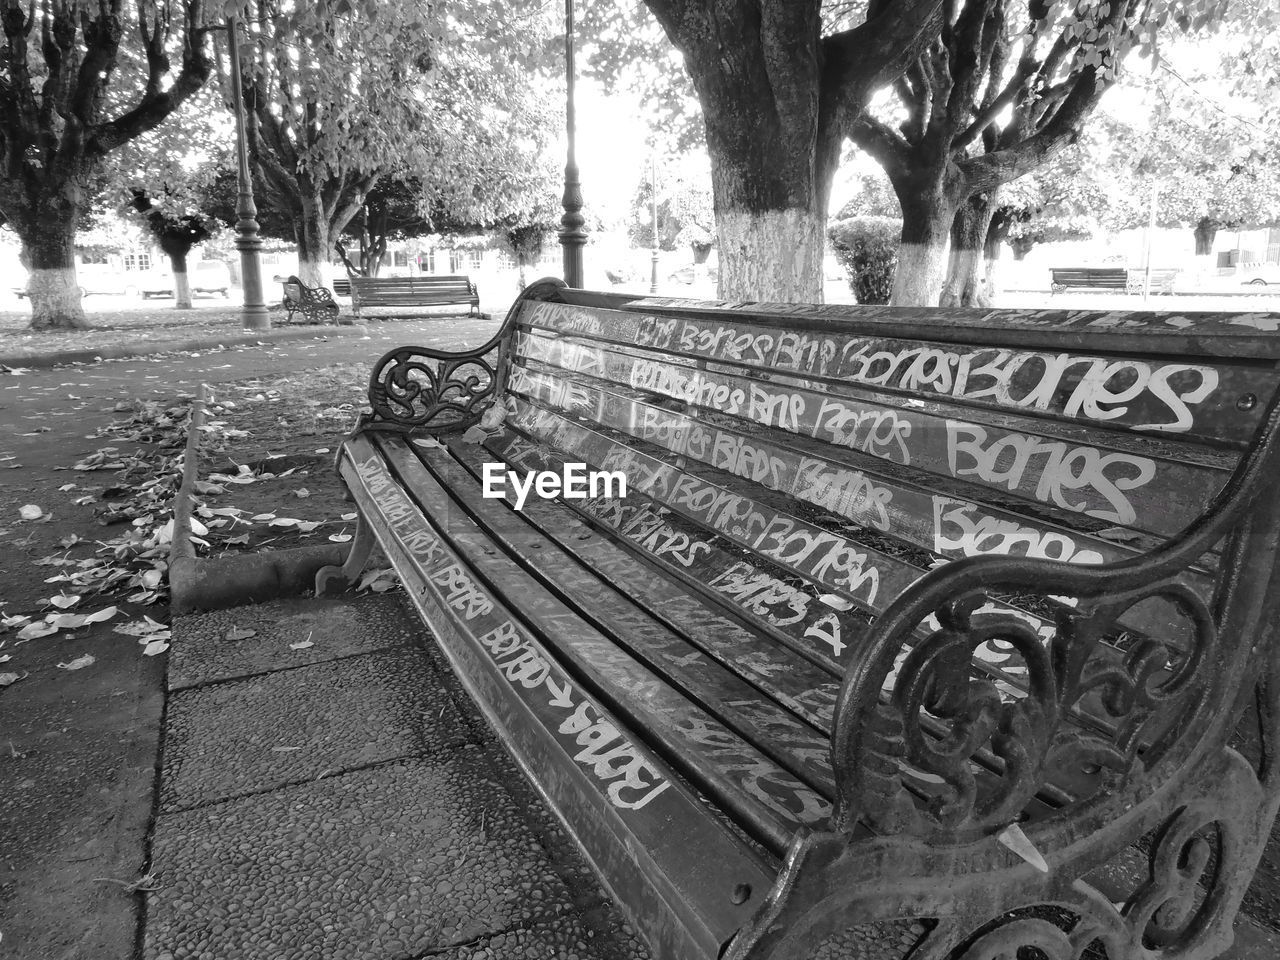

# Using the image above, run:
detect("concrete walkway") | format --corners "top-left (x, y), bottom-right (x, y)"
top-left (145, 592), bottom-right (647, 960)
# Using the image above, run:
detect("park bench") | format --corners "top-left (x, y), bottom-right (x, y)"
top-left (1127, 267), bottom-right (1180, 295)
top-left (318, 277), bottom-right (1280, 960)
top-left (1050, 266), bottom-right (1128, 292)
top-left (280, 275), bottom-right (340, 324)
top-left (349, 274), bottom-right (481, 319)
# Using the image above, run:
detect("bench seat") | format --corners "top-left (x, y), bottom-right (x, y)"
top-left (350, 275), bottom-right (481, 318)
top-left (322, 279), bottom-right (1280, 960)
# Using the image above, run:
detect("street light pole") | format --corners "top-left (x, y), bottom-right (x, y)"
top-left (558, 0), bottom-right (586, 287)
top-left (226, 14), bottom-right (269, 330)
top-left (650, 154), bottom-right (659, 294)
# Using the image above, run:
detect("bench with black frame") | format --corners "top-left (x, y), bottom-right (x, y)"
top-left (1050, 267), bottom-right (1129, 293)
top-left (280, 275), bottom-right (341, 324)
top-left (318, 277), bottom-right (1280, 960)
top-left (349, 274), bottom-right (481, 319)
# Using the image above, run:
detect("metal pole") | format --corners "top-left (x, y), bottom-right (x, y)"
top-left (650, 154), bottom-right (659, 294)
top-left (1142, 182), bottom-right (1158, 303)
top-left (227, 14), bottom-right (269, 330)
top-left (558, 0), bottom-right (586, 287)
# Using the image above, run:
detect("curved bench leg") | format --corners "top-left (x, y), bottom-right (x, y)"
top-left (315, 514), bottom-right (376, 596)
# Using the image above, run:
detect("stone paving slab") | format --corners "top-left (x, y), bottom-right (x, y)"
top-left (169, 593), bottom-right (417, 690)
top-left (145, 757), bottom-right (614, 960)
top-left (162, 647), bottom-right (472, 810)
top-left (438, 913), bottom-right (648, 960)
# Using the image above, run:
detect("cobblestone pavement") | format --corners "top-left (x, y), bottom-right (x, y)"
top-left (145, 593), bottom-right (649, 960)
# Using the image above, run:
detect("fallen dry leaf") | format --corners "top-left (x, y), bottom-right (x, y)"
top-left (0, 671), bottom-right (25, 687)
top-left (328, 533), bottom-right (352, 543)
top-left (57, 654), bottom-right (95, 671)
top-left (224, 627), bottom-right (257, 641)
top-left (142, 640), bottom-right (169, 657)
top-left (18, 504), bottom-right (43, 520)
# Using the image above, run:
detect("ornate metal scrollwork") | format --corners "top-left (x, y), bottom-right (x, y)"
top-left (359, 277), bottom-right (568, 434)
top-left (366, 347), bottom-right (500, 432)
top-left (831, 386), bottom-right (1280, 845)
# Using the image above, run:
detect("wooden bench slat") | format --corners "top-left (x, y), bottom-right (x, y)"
top-left (338, 436), bottom-right (776, 957)
top-left (515, 328), bottom-right (1232, 538)
top-left (507, 363), bottom-right (1215, 585)
top-left (518, 299), bottom-right (1278, 445)
top-left (373, 436), bottom-right (834, 854)
top-left (447, 435), bottom-right (847, 728)
top-left (613, 293), bottom-right (1280, 360)
top-left (408, 436), bottom-right (840, 796)
top-left (503, 393), bottom-right (1197, 647)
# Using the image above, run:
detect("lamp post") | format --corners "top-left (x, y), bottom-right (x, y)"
top-left (649, 154), bottom-right (659, 294)
top-left (558, 0), bottom-right (586, 287)
top-left (226, 14), bottom-right (269, 330)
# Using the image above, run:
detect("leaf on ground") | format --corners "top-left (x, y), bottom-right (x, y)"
top-left (114, 616), bottom-right (169, 639)
top-left (58, 483), bottom-right (77, 492)
top-left (269, 517), bottom-right (298, 528)
top-left (293, 488), bottom-right (310, 498)
top-left (16, 621), bottom-right (58, 640)
top-left (224, 534), bottom-right (250, 546)
top-left (340, 513), bottom-right (357, 521)
top-left (142, 640), bottom-right (169, 657)
top-left (59, 534), bottom-right (82, 548)
top-left (0, 672), bottom-right (25, 687)
top-left (47, 594), bottom-right (81, 609)
top-left (224, 627), bottom-right (257, 641)
top-left (83, 606), bottom-right (118, 624)
top-left (295, 521), bottom-right (321, 533)
top-left (2, 614), bottom-right (32, 628)
top-left (314, 447), bottom-right (330, 454)
top-left (18, 504), bottom-right (43, 520)
top-left (357, 567), bottom-right (396, 592)
top-left (251, 513), bottom-right (277, 522)
top-left (194, 480), bottom-right (225, 495)
top-left (57, 654), bottom-right (95, 671)
top-left (289, 639), bottom-right (314, 650)
top-left (328, 533), bottom-right (352, 543)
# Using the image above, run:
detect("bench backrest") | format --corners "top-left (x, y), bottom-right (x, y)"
top-left (492, 291), bottom-right (1280, 676)
top-left (352, 275), bottom-right (474, 292)
top-left (1052, 267), bottom-right (1128, 283)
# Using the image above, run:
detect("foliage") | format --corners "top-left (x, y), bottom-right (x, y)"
top-left (225, 0), bottom-right (559, 280)
top-left (629, 166), bottom-right (714, 252)
top-left (0, 0), bottom-right (216, 327)
top-left (834, 170), bottom-right (901, 220)
top-left (828, 216), bottom-right (900, 304)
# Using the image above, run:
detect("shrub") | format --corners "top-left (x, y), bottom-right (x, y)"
top-left (827, 216), bottom-right (900, 305)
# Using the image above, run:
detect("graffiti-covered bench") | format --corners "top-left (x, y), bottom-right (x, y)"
top-left (318, 278), bottom-right (1280, 960)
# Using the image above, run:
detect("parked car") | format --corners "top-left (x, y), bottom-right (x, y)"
top-left (139, 260), bottom-right (233, 299)
top-left (11, 264), bottom-right (138, 298)
top-left (1239, 263), bottom-right (1280, 286)
top-left (192, 260), bottom-right (231, 297)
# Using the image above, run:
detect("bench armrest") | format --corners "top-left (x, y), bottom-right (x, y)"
top-left (363, 339), bottom-right (504, 433)
top-left (829, 396), bottom-right (1280, 846)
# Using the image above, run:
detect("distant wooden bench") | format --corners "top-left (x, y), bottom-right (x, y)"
top-left (1127, 268), bottom-right (1179, 295)
top-left (1050, 267), bottom-right (1128, 292)
top-left (350, 275), bottom-right (480, 319)
top-left (319, 278), bottom-right (1280, 960)
top-left (280, 276), bottom-right (340, 324)
top-left (332, 277), bottom-right (351, 297)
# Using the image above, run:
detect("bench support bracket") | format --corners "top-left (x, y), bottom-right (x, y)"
top-left (314, 513), bottom-right (376, 595)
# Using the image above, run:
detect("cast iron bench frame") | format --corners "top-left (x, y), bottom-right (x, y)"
top-left (280, 275), bottom-right (340, 324)
top-left (319, 277), bottom-right (1280, 960)
top-left (1050, 267), bottom-right (1129, 293)
top-left (350, 274), bottom-right (481, 319)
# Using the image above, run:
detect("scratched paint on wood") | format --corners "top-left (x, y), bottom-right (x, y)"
top-left (520, 300), bottom-right (1271, 441)
top-left (350, 453), bottom-right (673, 812)
top-left (516, 331), bottom-right (1227, 534)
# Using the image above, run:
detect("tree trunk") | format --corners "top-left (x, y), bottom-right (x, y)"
top-left (168, 251), bottom-right (193, 309)
top-left (891, 189), bottom-right (956, 306)
top-left (941, 191), bottom-right (999, 307)
top-left (1193, 217), bottom-right (1219, 257)
top-left (297, 196), bottom-right (332, 287)
top-left (716, 209), bottom-right (825, 302)
top-left (18, 203), bottom-right (87, 331)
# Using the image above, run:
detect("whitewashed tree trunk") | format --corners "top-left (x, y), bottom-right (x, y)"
top-left (21, 210), bottom-right (87, 330)
top-left (716, 209), bottom-right (825, 303)
top-left (169, 252), bottom-right (193, 309)
top-left (297, 195), bottom-right (332, 288)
